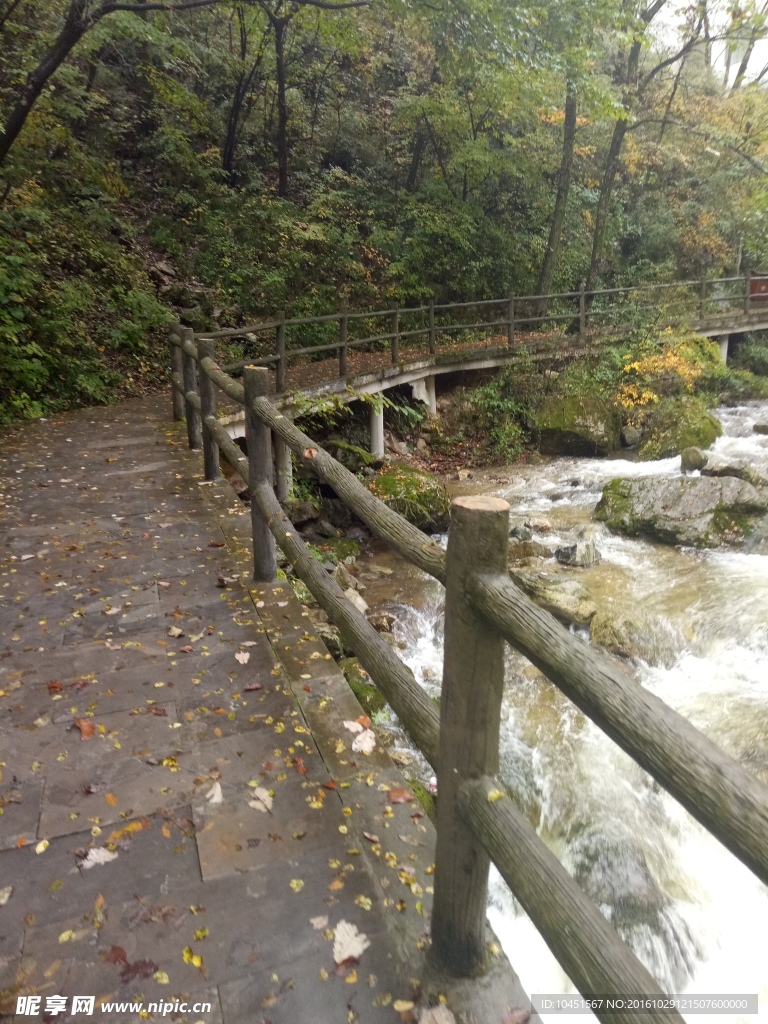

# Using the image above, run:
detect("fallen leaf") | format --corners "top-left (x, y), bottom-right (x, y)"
top-left (487, 788), bottom-right (505, 803)
top-left (363, 831), bottom-right (379, 844)
top-left (206, 781), bottom-right (223, 805)
top-left (343, 720), bottom-right (364, 734)
top-left (154, 970), bottom-right (170, 984)
top-left (352, 729), bottom-right (376, 754)
top-left (35, 839), bottom-right (49, 854)
top-left (74, 717), bottom-right (95, 741)
top-left (208, 540), bottom-right (226, 548)
top-left (180, 644), bottom-right (194, 653)
top-left (79, 847), bottom-right (119, 870)
top-left (235, 651), bottom-right (250, 665)
top-left (310, 915), bottom-right (328, 930)
top-left (182, 946), bottom-right (204, 969)
top-left (394, 1000), bottom-right (415, 1013)
top-left (387, 788), bottom-right (415, 805)
top-left (289, 879), bottom-right (304, 892)
top-left (420, 1007), bottom-right (457, 1024)
top-left (47, 681), bottom-right (63, 693)
top-left (356, 714), bottom-right (371, 729)
top-left (248, 787), bottom-right (273, 813)
top-left (105, 793), bottom-right (118, 807)
top-left (0, 886), bottom-right (12, 905)
top-left (244, 683), bottom-right (263, 692)
top-left (58, 930), bottom-right (77, 943)
top-left (333, 919), bottom-right (370, 965)
top-left (168, 625), bottom-right (184, 638)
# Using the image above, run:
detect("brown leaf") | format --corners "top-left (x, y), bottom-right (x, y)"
top-left (208, 541), bottom-right (226, 548)
top-left (120, 959), bottom-right (158, 983)
top-left (104, 946), bottom-right (128, 966)
top-left (180, 645), bottom-right (194, 654)
top-left (74, 718), bottom-right (95, 741)
top-left (356, 714), bottom-right (371, 729)
top-left (47, 681), bottom-right (63, 693)
top-left (387, 788), bottom-right (415, 805)
top-left (363, 831), bottom-right (379, 843)
top-left (322, 780), bottom-right (338, 791)
top-left (244, 683), bottom-right (263, 692)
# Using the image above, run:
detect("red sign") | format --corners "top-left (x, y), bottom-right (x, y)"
top-left (749, 274), bottom-right (768, 301)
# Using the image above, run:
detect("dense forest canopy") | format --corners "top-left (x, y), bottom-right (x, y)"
top-left (2, 0), bottom-right (768, 420)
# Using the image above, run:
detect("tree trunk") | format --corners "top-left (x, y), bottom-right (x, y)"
top-left (405, 129), bottom-right (427, 190)
top-left (274, 16), bottom-right (288, 198)
top-left (0, 0), bottom-right (91, 164)
top-left (584, 120), bottom-right (627, 296)
top-left (535, 83), bottom-right (577, 311)
top-left (732, 34), bottom-right (757, 89)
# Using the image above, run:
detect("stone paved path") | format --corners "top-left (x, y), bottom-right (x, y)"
top-left (0, 397), bottom-right (468, 1024)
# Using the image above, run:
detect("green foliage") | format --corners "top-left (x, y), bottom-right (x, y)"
top-left (733, 335), bottom-right (768, 378)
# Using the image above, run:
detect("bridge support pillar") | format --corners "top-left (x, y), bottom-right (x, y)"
top-left (425, 375), bottom-right (437, 416)
top-left (718, 335), bottom-right (729, 363)
top-left (369, 401), bottom-right (385, 458)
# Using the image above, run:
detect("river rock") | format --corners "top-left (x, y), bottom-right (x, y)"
top-left (344, 588), bottom-right (369, 615)
top-left (367, 612), bottom-right (396, 633)
top-left (331, 562), bottom-right (359, 591)
top-left (590, 610), bottom-right (680, 667)
top-left (572, 835), bottom-right (667, 930)
top-left (508, 540), bottom-right (553, 565)
top-left (753, 423), bottom-right (768, 435)
top-left (315, 623), bottom-right (346, 660)
top-left (532, 394), bottom-right (621, 456)
top-left (621, 425), bottom-right (642, 449)
top-left (509, 523), bottom-right (533, 542)
top-left (638, 395), bottom-right (722, 460)
top-left (510, 569), bottom-right (597, 626)
top-left (366, 462), bottom-right (451, 532)
top-left (701, 457), bottom-right (768, 488)
top-left (555, 526), bottom-right (599, 567)
top-left (596, 474), bottom-right (768, 548)
top-left (680, 446), bottom-right (707, 472)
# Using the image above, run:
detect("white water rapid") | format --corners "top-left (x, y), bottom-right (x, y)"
top-left (380, 402), bottom-right (768, 1023)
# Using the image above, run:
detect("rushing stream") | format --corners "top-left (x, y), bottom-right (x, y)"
top-left (365, 401), bottom-right (768, 1022)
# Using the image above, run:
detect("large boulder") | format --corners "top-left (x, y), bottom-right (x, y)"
top-left (702, 458), bottom-right (768, 488)
top-left (532, 394), bottom-right (621, 456)
top-left (596, 474), bottom-right (768, 548)
top-left (510, 569), bottom-right (597, 626)
top-left (638, 395), bottom-right (722, 460)
top-left (366, 462), bottom-right (451, 532)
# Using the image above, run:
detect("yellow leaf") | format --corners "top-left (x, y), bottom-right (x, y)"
top-left (182, 946), bottom-right (203, 969)
top-left (194, 927), bottom-right (209, 941)
top-left (289, 879), bottom-right (304, 892)
top-left (486, 788), bottom-right (505, 803)
top-left (394, 1000), bottom-right (415, 1012)
top-left (345, 969), bottom-right (358, 984)
top-left (154, 971), bottom-right (170, 984)
top-left (105, 793), bottom-right (118, 807)
top-left (35, 839), bottom-right (49, 854)
top-left (58, 930), bottom-right (76, 943)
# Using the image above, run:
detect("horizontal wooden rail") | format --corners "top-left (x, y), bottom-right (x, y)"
top-left (458, 777), bottom-right (681, 1024)
top-left (198, 408), bottom-right (441, 767)
top-left (467, 570), bottom-right (768, 887)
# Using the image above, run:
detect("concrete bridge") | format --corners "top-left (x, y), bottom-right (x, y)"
top-left (192, 272), bottom-right (768, 476)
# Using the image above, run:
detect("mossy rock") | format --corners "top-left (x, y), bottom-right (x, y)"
top-left (638, 395), bottom-right (722, 460)
top-left (366, 462), bottom-right (451, 532)
top-left (532, 394), bottom-right (621, 456)
top-left (314, 536), bottom-right (362, 561)
top-left (340, 657), bottom-right (387, 716)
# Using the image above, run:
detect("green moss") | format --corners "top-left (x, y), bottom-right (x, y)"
top-left (710, 506), bottom-right (753, 545)
top-left (638, 395), bottom-right (722, 460)
top-left (595, 479), bottom-right (640, 532)
top-left (340, 657), bottom-right (387, 716)
top-left (532, 393), bottom-right (621, 456)
top-left (315, 537), bottom-right (362, 561)
top-left (405, 778), bottom-right (436, 822)
top-left (366, 462), bottom-right (451, 531)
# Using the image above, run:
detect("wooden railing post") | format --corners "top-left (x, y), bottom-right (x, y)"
top-left (431, 495), bottom-right (510, 976)
top-left (579, 280), bottom-right (586, 338)
top-left (745, 270), bottom-right (752, 316)
top-left (338, 297), bottom-right (349, 377)
top-left (391, 305), bottom-right (399, 364)
top-left (181, 327), bottom-right (202, 450)
top-left (428, 297), bottom-right (436, 355)
top-left (243, 366), bottom-right (277, 582)
top-left (197, 338), bottom-right (220, 481)
top-left (169, 324), bottom-right (184, 421)
top-left (276, 311), bottom-right (286, 393)
top-left (699, 278), bottom-right (707, 319)
top-left (507, 291), bottom-right (515, 346)
top-left (274, 429), bottom-right (292, 503)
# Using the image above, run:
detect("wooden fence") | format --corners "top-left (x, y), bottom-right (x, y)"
top-left (186, 274), bottom-right (764, 392)
top-left (169, 319), bottom-right (768, 1024)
